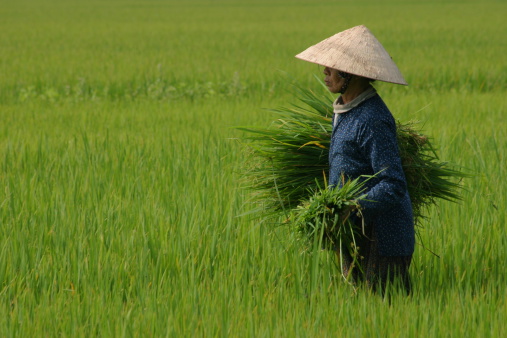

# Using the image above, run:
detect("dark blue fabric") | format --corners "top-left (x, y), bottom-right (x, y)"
top-left (329, 94), bottom-right (415, 256)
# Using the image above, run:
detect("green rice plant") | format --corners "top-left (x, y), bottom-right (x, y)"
top-left (1, 0), bottom-right (506, 335)
top-left (396, 122), bottom-right (469, 224)
top-left (288, 175), bottom-right (379, 280)
top-left (237, 82), bottom-right (334, 216)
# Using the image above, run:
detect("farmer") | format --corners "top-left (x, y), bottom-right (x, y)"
top-left (296, 25), bottom-right (415, 294)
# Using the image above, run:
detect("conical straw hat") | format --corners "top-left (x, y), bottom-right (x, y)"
top-left (295, 25), bottom-right (407, 85)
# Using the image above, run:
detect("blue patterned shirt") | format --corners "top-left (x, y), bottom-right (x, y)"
top-left (329, 94), bottom-right (415, 256)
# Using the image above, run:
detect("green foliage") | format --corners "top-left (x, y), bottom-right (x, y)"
top-left (291, 177), bottom-right (367, 250)
top-left (237, 82), bottom-right (334, 215)
top-left (0, 0), bottom-right (506, 336)
top-left (396, 122), bottom-right (470, 223)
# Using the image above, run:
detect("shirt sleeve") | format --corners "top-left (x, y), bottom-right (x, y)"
top-left (357, 118), bottom-right (407, 217)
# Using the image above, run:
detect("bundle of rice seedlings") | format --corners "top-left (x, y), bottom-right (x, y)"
top-left (290, 176), bottom-right (368, 251)
top-left (238, 84), bottom-right (334, 216)
top-left (238, 79), bottom-right (468, 235)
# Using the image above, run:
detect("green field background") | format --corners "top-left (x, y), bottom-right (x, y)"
top-left (1, 0), bottom-right (506, 336)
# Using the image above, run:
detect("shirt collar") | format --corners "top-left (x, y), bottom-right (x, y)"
top-left (333, 87), bottom-right (377, 115)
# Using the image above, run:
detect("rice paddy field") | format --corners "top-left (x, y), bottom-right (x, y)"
top-left (1, 0), bottom-right (506, 336)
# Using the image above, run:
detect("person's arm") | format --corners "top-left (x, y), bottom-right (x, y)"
top-left (357, 119), bottom-right (407, 217)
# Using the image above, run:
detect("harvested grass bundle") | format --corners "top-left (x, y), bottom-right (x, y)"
top-left (290, 177), bottom-right (368, 251)
top-left (239, 80), bottom-right (468, 240)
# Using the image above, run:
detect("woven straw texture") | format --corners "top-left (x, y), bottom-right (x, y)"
top-left (296, 25), bottom-right (407, 85)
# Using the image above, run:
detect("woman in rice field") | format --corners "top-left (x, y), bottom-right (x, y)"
top-left (295, 25), bottom-right (415, 294)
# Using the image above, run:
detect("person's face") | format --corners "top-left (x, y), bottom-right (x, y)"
top-left (323, 67), bottom-right (343, 94)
